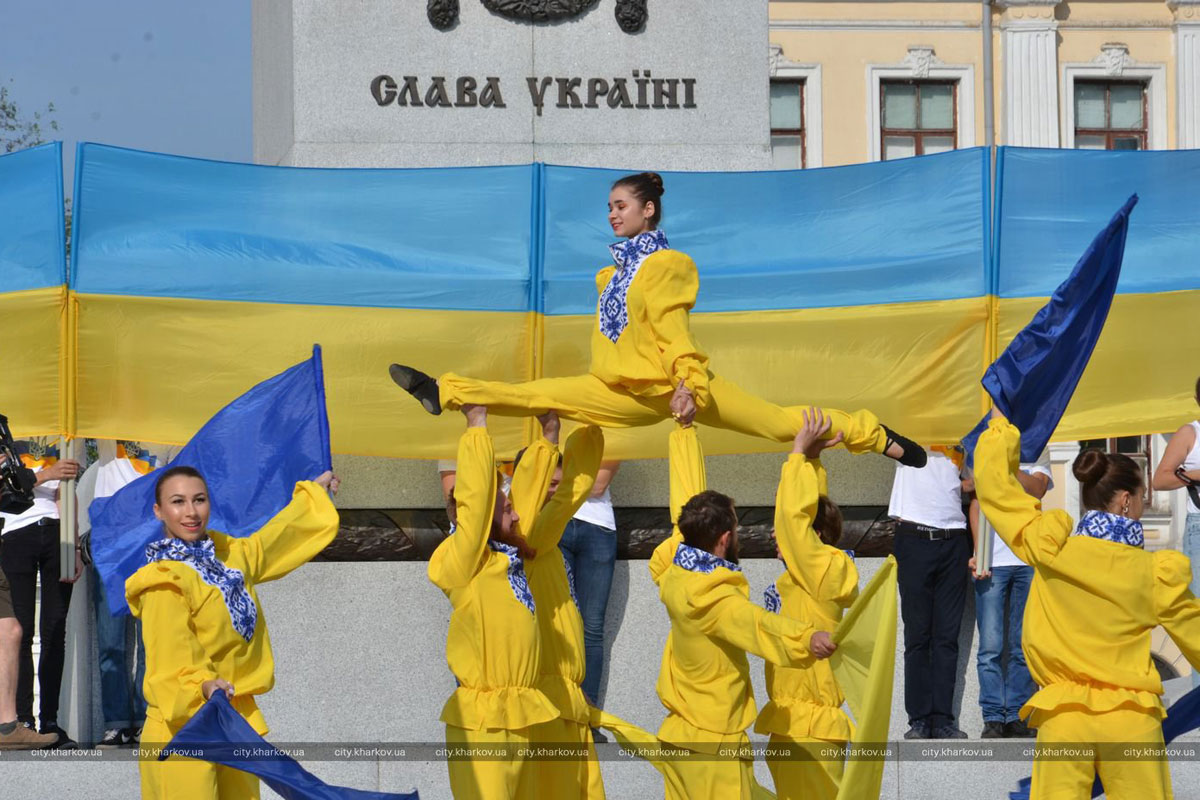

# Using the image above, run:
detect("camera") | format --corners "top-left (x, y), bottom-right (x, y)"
top-left (0, 414), bottom-right (36, 516)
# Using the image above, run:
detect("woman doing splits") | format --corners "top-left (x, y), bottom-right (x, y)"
top-left (390, 172), bottom-right (925, 468)
top-left (975, 413), bottom-right (1200, 800)
top-left (127, 466), bottom-right (340, 799)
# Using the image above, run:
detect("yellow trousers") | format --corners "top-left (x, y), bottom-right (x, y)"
top-left (1029, 707), bottom-right (1171, 800)
top-left (766, 735), bottom-right (844, 800)
top-left (439, 372), bottom-right (887, 454)
top-left (138, 717), bottom-right (260, 800)
top-left (446, 723), bottom-right (538, 800)
top-left (655, 752), bottom-right (766, 800)
top-left (528, 716), bottom-right (606, 799)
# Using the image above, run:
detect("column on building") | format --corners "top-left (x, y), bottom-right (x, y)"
top-left (1172, 0), bottom-right (1200, 148)
top-left (998, 0), bottom-right (1062, 146)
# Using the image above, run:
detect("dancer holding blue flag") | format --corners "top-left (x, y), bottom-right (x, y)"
top-left (128, 465), bottom-right (340, 799)
top-left (390, 172), bottom-right (925, 469)
top-left (975, 411), bottom-right (1200, 799)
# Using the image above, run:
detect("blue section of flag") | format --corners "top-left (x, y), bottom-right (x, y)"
top-left (0, 142), bottom-right (65, 291)
top-left (162, 692), bottom-right (419, 800)
top-left (90, 345), bottom-right (332, 615)
top-left (963, 196), bottom-right (1137, 464)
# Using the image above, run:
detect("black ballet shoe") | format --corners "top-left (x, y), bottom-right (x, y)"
top-left (389, 364), bottom-right (442, 415)
top-left (882, 425), bottom-right (926, 468)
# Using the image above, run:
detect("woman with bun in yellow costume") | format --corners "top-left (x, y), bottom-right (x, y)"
top-left (127, 465), bottom-right (340, 800)
top-left (757, 408), bottom-right (857, 800)
top-left (974, 411), bottom-right (1200, 800)
top-left (390, 172), bottom-right (926, 468)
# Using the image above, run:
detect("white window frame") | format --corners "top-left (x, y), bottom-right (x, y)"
top-left (1062, 46), bottom-right (1166, 150)
top-left (769, 44), bottom-right (823, 168)
top-left (866, 48), bottom-right (975, 162)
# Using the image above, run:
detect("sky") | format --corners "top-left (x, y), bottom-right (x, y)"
top-left (1, 0), bottom-right (251, 194)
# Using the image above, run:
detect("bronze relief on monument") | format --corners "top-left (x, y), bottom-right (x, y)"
top-left (426, 0), bottom-right (648, 33)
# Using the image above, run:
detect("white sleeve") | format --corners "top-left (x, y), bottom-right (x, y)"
top-left (1019, 448), bottom-right (1054, 491)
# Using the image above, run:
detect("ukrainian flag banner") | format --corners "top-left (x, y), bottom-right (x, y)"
top-left (0, 142), bottom-right (66, 437)
top-left (70, 143), bottom-right (536, 457)
top-left (70, 145), bottom-right (990, 459)
top-left (993, 147), bottom-right (1200, 441)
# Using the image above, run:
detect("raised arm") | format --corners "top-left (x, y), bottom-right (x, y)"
top-left (509, 413), bottom-right (560, 533)
top-left (640, 251), bottom-right (711, 410)
top-left (776, 455), bottom-right (858, 605)
top-left (650, 424), bottom-right (706, 584)
top-left (237, 479), bottom-right (340, 584)
top-left (1155, 550), bottom-right (1200, 674)
top-left (527, 426), bottom-right (604, 553)
top-left (690, 576), bottom-right (831, 667)
top-left (428, 410), bottom-right (497, 591)
top-left (974, 417), bottom-right (1072, 567)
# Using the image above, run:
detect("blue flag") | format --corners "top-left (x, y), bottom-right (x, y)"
top-left (963, 195), bottom-right (1137, 463)
top-left (162, 692), bottom-right (419, 800)
top-left (91, 345), bottom-right (332, 615)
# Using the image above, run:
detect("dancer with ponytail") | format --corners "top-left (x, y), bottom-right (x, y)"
top-left (390, 172), bottom-right (925, 468)
top-left (974, 411), bottom-right (1200, 799)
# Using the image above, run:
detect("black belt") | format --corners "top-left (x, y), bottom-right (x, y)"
top-left (895, 521), bottom-right (967, 541)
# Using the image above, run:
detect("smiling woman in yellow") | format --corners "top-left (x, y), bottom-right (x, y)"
top-left (390, 172), bottom-right (924, 468)
top-left (975, 414), bottom-right (1200, 800)
top-left (126, 465), bottom-right (340, 800)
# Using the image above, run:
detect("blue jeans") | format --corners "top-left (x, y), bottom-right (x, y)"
top-left (91, 563), bottom-right (146, 729)
top-left (1186, 514), bottom-right (1200, 688)
top-left (975, 565), bottom-right (1036, 723)
top-left (558, 518), bottom-right (617, 705)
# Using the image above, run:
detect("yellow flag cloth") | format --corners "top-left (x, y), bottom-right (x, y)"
top-left (829, 556), bottom-right (898, 800)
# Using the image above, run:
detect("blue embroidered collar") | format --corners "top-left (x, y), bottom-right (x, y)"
top-left (673, 542), bottom-right (742, 574)
top-left (488, 540), bottom-right (536, 614)
top-left (598, 229), bottom-right (671, 344)
top-left (145, 536), bottom-right (258, 641)
top-left (763, 580), bottom-right (781, 614)
top-left (1072, 510), bottom-right (1145, 548)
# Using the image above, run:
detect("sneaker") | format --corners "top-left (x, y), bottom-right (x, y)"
top-left (903, 721), bottom-right (930, 740)
top-left (1004, 720), bottom-right (1036, 738)
top-left (981, 721), bottom-right (1007, 739)
top-left (388, 364), bottom-right (442, 415)
top-left (929, 724), bottom-right (968, 740)
top-left (0, 722), bottom-right (56, 750)
top-left (39, 724), bottom-right (78, 750)
top-left (882, 425), bottom-right (927, 468)
top-left (97, 727), bottom-right (137, 749)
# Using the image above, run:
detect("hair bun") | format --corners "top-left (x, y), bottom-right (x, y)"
top-left (643, 171), bottom-right (664, 196)
top-left (1072, 449), bottom-right (1109, 485)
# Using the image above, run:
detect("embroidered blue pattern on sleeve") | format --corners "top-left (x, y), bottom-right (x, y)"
top-left (1072, 510), bottom-right (1145, 548)
top-left (145, 537), bottom-right (259, 641)
top-left (561, 551), bottom-right (580, 608)
top-left (763, 580), bottom-right (782, 614)
top-left (673, 542), bottom-right (742, 574)
top-left (598, 229), bottom-right (671, 343)
top-left (488, 540), bottom-right (537, 614)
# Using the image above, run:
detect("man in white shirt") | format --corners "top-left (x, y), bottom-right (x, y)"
top-left (0, 443), bottom-right (80, 748)
top-left (889, 448), bottom-right (971, 740)
top-left (970, 449), bottom-right (1051, 739)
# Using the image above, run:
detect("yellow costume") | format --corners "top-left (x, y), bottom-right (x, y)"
top-left (437, 246), bottom-right (889, 453)
top-left (428, 426), bottom-right (559, 800)
top-left (510, 426), bottom-right (607, 800)
top-left (975, 419), bottom-right (1200, 800)
top-left (126, 481), bottom-right (339, 800)
top-left (756, 454), bottom-right (858, 800)
top-left (651, 426), bottom-right (820, 800)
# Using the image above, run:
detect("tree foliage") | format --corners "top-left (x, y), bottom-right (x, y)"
top-left (1, 78), bottom-right (58, 153)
